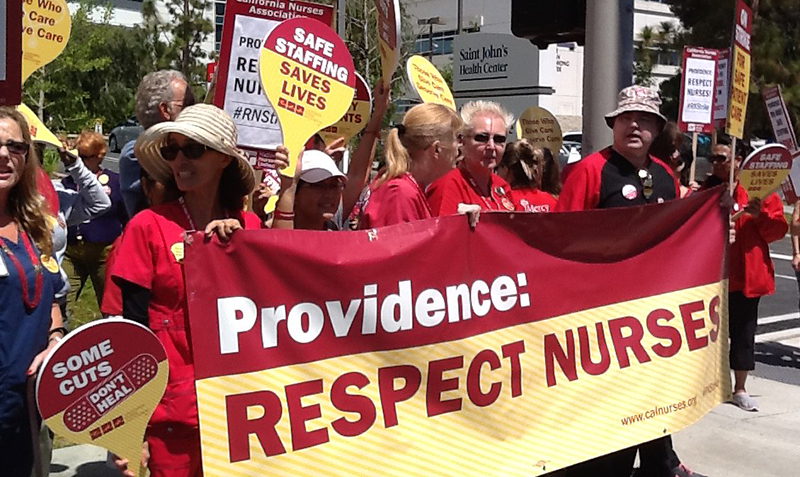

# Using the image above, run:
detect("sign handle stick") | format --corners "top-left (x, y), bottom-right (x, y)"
top-left (730, 136), bottom-right (738, 195)
top-left (690, 132), bottom-right (698, 184)
top-left (711, 129), bottom-right (718, 148)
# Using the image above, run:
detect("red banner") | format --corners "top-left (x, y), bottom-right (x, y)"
top-left (185, 187), bottom-right (731, 476)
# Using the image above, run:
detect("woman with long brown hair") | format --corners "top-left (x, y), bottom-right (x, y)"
top-left (0, 107), bottom-right (66, 477)
top-left (360, 103), bottom-right (461, 228)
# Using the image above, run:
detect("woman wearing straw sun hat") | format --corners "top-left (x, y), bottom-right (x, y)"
top-left (109, 104), bottom-right (284, 477)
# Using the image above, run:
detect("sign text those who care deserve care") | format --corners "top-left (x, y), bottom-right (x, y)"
top-left (211, 271), bottom-right (723, 458)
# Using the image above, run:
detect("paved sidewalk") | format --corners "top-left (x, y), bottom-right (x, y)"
top-left (51, 339), bottom-right (800, 477)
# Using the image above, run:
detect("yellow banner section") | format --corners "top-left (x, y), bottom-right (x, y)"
top-left (195, 282), bottom-right (730, 476)
top-left (406, 55), bottom-right (456, 111)
top-left (726, 45), bottom-right (750, 139)
top-left (44, 361), bottom-right (168, 477)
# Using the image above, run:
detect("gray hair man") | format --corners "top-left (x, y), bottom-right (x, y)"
top-left (119, 70), bottom-right (195, 216)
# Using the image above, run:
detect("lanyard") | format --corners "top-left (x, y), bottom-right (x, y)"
top-left (406, 173), bottom-right (433, 216)
top-left (178, 197), bottom-right (197, 231)
top-left (0, 231), bottom-right (43, 310)
top-left (461, 167), bottom-right (502, 211)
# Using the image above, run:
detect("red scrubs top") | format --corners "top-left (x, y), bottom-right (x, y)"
top-left (111, 201), bottom-right (260, 426)
top-left (513, 188), bottom-right (557, 213)
top-left (426, 165), bottom-right (516, 216)
top-left (360, 173), bottom-right (432, 228)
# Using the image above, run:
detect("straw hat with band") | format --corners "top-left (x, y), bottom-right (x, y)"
top-left (134, 104), bottom-right (255, 193)
top-left (604, 85), bottom-right (668, 128)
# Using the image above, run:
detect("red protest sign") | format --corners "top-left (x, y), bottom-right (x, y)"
top-left (37, 320), bottom-right (168, 477)
top-left (678, 47), bottom-right (718, 134)
top-left (185, 189), bottom-right (730, 476)
top-left (762, 85), bottom-right (798, 152)
top-left (1, 0), bottom-right (22, 106)
top-left (726, 0), bottom-right (752, 139)
top-left (213, 0), bottom-right (333, 169)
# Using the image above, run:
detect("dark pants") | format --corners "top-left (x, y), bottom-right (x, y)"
top-left (729, 291), bottom-right (760, 371)
top-left (62, 241), bottom-right (112, 319)
top-left (0, 419), bottom-right (34, 477)
top-left (635, 436), bottom-right (680, 477)
top-left (559, 446), bottom-right (637, 477)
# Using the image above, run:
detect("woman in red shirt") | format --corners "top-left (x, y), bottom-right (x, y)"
top-left (496, 140), bottom-right (557, 213)
top-left (111, 104), bottom-right (270, 477)
top-left (359, 103), bottom-right (461, 228)
top-left (426, 100), bottom-right (518, 215)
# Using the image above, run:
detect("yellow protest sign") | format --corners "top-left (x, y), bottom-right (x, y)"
top-left (21, 0), bottom-right (71, 83)
top-left (406, 55), bottom-right (455, 111)
top-left (17, 103), bottom-right (61, 147)
top-left (738, 144), bottom-right (793, 199)
top-left (373, 0), bottom-right (401, 87)
top-left (515, 106), bottom-right (563, 154)
top-left (318, 72), bottom-right (372, 145)
top-left (726, 0), bottom-right (752, 139)
top-left (37, 320), bottom-right (168, 477)
top-left (259, 17), bottom-right (355, 176)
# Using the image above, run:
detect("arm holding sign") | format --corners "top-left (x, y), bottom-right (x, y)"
top-left (738, 194), bottom-right (787, 244)
top-left (343, 81), bottom-right (391, 217)
top-left (272, 145), bottom-right (302, 230)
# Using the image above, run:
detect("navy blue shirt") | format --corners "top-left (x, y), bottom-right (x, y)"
top-left (0, 233), bottom-right (63, 428)
top-left (62, 169), bottom-right (128, 244)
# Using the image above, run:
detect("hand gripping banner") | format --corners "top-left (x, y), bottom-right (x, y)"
top-left (185, 187), bottom-right (731, 476)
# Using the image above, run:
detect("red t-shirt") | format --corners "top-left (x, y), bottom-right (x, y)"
top-left (111, 201), bottom-right (260, 426)
top-left (513, 188), bottom-right (557, 213)
top-left (360, 173), bottom-right (432, 228)
top-left (426, 166), bottom-right (516, 216)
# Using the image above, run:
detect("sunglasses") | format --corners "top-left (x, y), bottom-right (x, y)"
top-left (708, 154), bottom-right (728, 164)
top-left (160, 142), bottom-right (209, 161)
top-left (0, 139), bottom-right (29, 157)
top-left (471, 133), bottom-right (507, 145)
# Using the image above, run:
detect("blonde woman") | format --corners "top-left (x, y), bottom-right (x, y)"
top-left (0, 107), bottom-right (65, 477)
top-left (360, 103), bottom-right (461, 228)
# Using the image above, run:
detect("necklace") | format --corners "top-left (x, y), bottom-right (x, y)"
top-left (406, 173), bottom-right (433, 215)
top-left (0, 231), bottom-right (43, 310)
top-left (178, 197), bottom-right (197, 230)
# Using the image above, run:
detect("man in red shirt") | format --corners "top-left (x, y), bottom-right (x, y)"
top-left (427, 100), bottom-right (517, 214)
top-left (703, 141), bottom-right (787, 412)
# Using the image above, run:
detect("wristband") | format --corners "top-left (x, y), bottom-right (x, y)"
top-left (48, 326), bottom-right (67, 338)
top-left (273, 210), bottom-right (295, 221)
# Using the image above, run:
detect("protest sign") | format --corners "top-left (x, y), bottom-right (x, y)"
top-left (318, 72), bottom-right (372, 145)
top-left (185, 187), bottom-right (730, 476)
top-left (407, 55), bottom-right (456, 110)
top-left (726, 0), bottom-right (752, 140)
top-left (762, 86), bottom-right (797, 152)
top-left (1, 0), bottom-right (23, 106)
top-left (713, 49), bottom-right (730, 129)
top-left (259, 17), bottom-right (356, 176)
top-left (17, 103), bottom-right (77, 156)
top-left (37, 320), bottom-right (168, 477)
top-left (738, 144), bottom-right (793, 200)
top-left (213, 0), bottom-right (333, 169)
top-left (678, 47), bottom-right (718, 134)
top-left (373, 0), bottom-right (401, 87)
top-left (21, 0), bottom-right (70, 83)
top-left (515, 106), bottom-right (562, 154)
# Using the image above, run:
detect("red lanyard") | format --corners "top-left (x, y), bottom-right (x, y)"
top-left (461, 167), bottom-right (502, 211)
top-left (0, 231), bottom-right (43, 310)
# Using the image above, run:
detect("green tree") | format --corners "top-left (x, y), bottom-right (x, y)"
top-left (22, 2), bottom-right (153, 132)
top-left (664, 0), bottom-right (799, 139)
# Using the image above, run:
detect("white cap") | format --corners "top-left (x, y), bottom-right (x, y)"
top-left (300, 149), bottom-right (347, 184)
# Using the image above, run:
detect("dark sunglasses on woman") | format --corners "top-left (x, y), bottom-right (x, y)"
top-left (160, 142), bottom-right (209, 161)
top-left (472, 133), bottom-right (507, 145)
top-left (0, 139), bottom-right (29, 157)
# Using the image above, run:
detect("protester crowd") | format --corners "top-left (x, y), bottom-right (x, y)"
top-left (0, 65), bottom-right (784, 477)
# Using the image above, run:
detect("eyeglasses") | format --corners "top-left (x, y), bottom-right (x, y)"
top-left (638, 169), bottom-right (653, 199)
top-left (160, 142), bottom-right (209, 161)
top-left (471, 133), bottom-right (507, 145)
top-left (0, 139), bottom-right (29, 157)
top-left (708, 154), bottom-right (728, 164)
